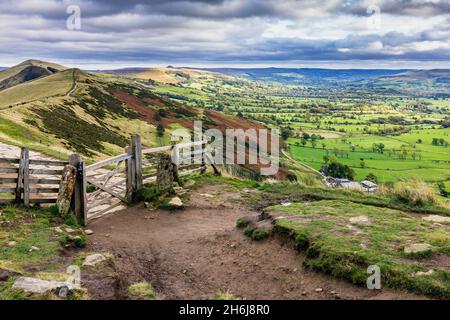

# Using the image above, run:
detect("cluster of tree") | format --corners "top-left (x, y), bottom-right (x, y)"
top-left (372, 143), bottom-right (385, 154)
top-left (432, 138), bottom-right (449, 147)
top-left (320, 161), bottom-right (355, 180)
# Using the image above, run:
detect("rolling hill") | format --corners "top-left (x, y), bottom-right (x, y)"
top-left (0, 60), bottom-right (270, 170)
top-left (0, 59), bottom-right (67, 91)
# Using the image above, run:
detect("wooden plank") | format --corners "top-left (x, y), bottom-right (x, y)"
top-left (133, 134), bottom-right (143, 191)
top-left (30, 198), bottom-right (57, 204)
top-left (87, 201), bottom-right (123, 222)
top-left (0, 187), bottom-right (16, 193)
top-left (86, 179), bottom-right (127, 203)
top-left (0, 199), bottom-right (15, 205)
top-left (142, 145), bottom-right (172, 154)
top-left (16, 149), bottom-right (25, 203)
top-left (0, 168), bottom-right (19, 174)
top-left (29, 178), bottom-right (61, 185)
top-left (0, 158), bottom-right (20, 164)
top-left (85, 153), bottom-right (130, 172)
top-left (29, 169), bottom-right (63, 175)
top-left (29, 159), bottom-right (68, 166)
top-left (142, 173), bottom-right (158, 179)
top-left (23, 148), bottom-right (30, 207)
top-left (125, 147), bottom-right (133, 203)
top-left (1, 178), bottom-right (18, 183)
top-left (29, 188), bottom-right (60, 193)
top-left (178, 166), bottom-right (206, 177)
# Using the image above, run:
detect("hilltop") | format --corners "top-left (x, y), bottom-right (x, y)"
top-left (0, 60), bottom-right (67, 91)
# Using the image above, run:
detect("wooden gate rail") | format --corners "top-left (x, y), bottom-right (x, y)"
top-left (0, 148), bottom-right (69, 206)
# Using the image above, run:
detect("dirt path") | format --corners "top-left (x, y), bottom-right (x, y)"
top-left (85, 184), bottom-right (426, 300)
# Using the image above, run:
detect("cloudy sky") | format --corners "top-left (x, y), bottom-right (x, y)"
top-left (1, 0), bottom-right (450, 69)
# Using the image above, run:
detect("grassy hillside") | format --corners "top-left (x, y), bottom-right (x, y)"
top-left (0, 61), bottom-right (269, 164)
top-left (0, 60), bottom-right (67, 91)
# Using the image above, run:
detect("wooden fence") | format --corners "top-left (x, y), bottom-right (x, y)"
top-left (0, 135), bottom-right (216, 225)
top-left (0, 148), bottom-right (69, 206)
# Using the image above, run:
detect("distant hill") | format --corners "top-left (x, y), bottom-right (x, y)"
top-left (0, 59), bottom-right (67, 91)
top-left (100, 66), bottom-right (221, 84)
top-left (192, 67), bottom-right (413, 85)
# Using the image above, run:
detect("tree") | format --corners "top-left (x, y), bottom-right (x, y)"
top-left (365, 173), bottom-right (378, 183)
top-left (437, 182), bottom-right (449, 197)
top-left (156, 124), bottom-right (165, 137)
top-left (360, 160), bottom-right (366, 168)
top-left (300, 138), bottom-right (307, 146)
top-left (153, 113), bottom-right (161, 121)
top-left (326, 162), bottom-right (355, 180)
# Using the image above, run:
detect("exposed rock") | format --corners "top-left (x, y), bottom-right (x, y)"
top-left (0, 269), bottom-right (19, 282)
top-left (156, 153), bottom-right (178, 193)
top-left (404, 243), bottom-right (434, 255)
top-left (64, 227), bottom-right (76, 234)
top-left (54, 227), bottom-right (63, 234)
top-left (29, 246), bottom-right (40, 252)
top-left (83, 254), bottom-right (107, 267)
top-left (7, 241), bottom-right (17, 247)
top-left (144, 202), bottom-right (151, 208)
top-left (254, 220), bottom-right (274, 233)
top-left (349, 216), bottom-right (372, 226)
top-left (13, 277), bottom-right (70, 294)
top-left (56, 165), bottom-right (77, 217)
top-left (422, 215), bottom-right (450, 224)
top-left (414, 269), bottom-right (434, 277)
top-left (84, 229), bottom-right (94, 235)
top-left (200, 193), bottom-right (214, 198)
top-left (315, 288), bottom-right (323, 292)
top-left (281, 201), bottom-right (292, 206)
top-left (169, 197), bottom-right (183, 207)
top-left (236, 215), bottom-right (260, 228)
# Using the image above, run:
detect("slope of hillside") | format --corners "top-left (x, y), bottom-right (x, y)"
top-left (0, 60), bottom-right (272, 170)
top-left (0, 69), bottom-right (76, 109)
top-left (0, 60), bottom-right (67, 90)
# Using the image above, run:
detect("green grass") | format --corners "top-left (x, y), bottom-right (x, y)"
top-left (258, 181), bottom-right (450, 216)
top-left (212, 292), bottom-right (236, 300)
top-left (267, 200), bottom-right (450, 298)
top-left (127, 282), bottom-right (156, 300)
top-left (0, 70), bottom-right (73, 109)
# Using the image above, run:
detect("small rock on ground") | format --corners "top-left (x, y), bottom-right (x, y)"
top-left (349, 216), bottom-right (372, 226)
top-left (83, 254), bottom-right (107, 267)
top-left (169, 197), bottom-right (183, 207)
top-left (404, 243), bottom-right (433, 254)
top-left (422, 215), bottom-right (450, 224)
top-left (13, 277), bottom-right (69, 294)
top-left (7, 241), bottom-right (16, 247)
top-left (84, 229), bottom-right (94, 235)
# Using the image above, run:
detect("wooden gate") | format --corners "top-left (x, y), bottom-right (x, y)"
top-left (73, 135), bottom-right (214, 224)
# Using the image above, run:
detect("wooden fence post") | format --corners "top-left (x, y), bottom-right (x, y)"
top-left (22, 148), bottom-right (30, 207)
top-left (15, 148), bottom-right (26, 203)
top-left (125, 146), bottom-right (134, 203)
top-left (70, 154), bottom-right (87, 226)
top-left (131, 134), bottom-right (143, 192)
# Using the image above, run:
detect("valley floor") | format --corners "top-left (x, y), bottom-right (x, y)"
top-left (83, 184), bottom-right (426, 300)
